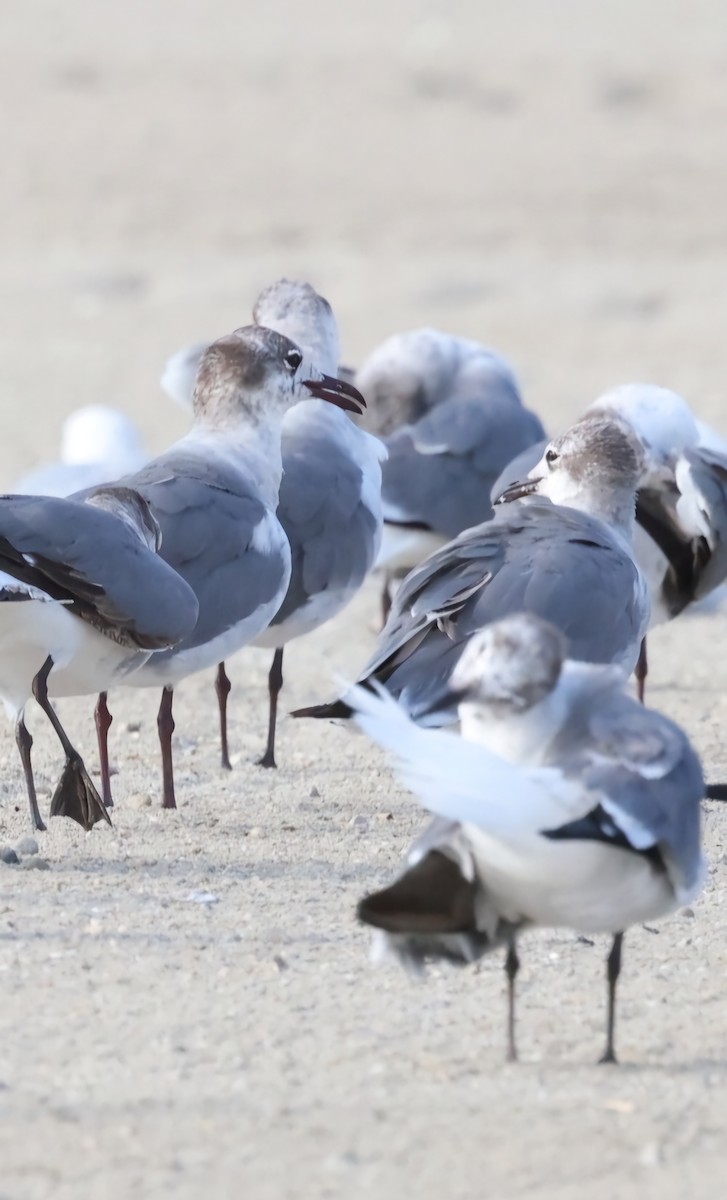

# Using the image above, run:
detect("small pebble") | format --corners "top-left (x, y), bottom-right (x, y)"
top-left (308, 785), bottom-right (321, 799)
top-left (14, 836), bottom-right (39, 857)
top-left (128, 792), bottom-right (153, 809)
top-left (125, 721), bottom-right (142, 733)
top-left (20, 857), bottom-right (50, 871)
top-left (186, 891), bottom-right (219, 905)
top-left (349, 814), bottom-right (369, 834)
top-left (0, 847), bottom-right (19, 865)
top-left (682, 907), bottom-right (695, 919)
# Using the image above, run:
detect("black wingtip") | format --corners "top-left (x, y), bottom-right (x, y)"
top-left (705, 783), bottom-right (727, 801)
top-left (290, 699), bottom-right (353, 720)
top-left (357, 850), bottom-right (478, 935)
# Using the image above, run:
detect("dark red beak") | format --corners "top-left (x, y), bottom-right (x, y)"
top-left (302, 374), bottom-right (367, 415)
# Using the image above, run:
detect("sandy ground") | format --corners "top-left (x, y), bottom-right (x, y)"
top-left (2, 1), bottom-right (727, 1196)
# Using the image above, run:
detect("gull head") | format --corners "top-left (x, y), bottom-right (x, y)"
top-left (61, 405), bottom-right (144, 467)
top-left (449, 615), bottom-right (567, 715)
top-left (589, 383), bottom-right (699, 484)
top-left (498, 413), bottom-right (645, 530)
top-left (253, 278), bottom-right (341, 378)
top-left (192, 325), bottom-right (365, 428)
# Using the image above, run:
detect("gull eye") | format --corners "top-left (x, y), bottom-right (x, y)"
top-left (284, 348), bottom-right (302, 373)
top-left (545, 447), bottom-right (559, 467)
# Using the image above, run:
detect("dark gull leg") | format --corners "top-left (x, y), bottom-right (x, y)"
top-left (635, 638), bottom-right (647, 705)
top-left (94, 691), bottom-right (114, 808)
top-left (258, 648), bottom-right (284, 770)
top-left (31, 656), bottom-right (111, 831)
top-left (215, 662), bottom-right (233, 771)
top-left (599, 931), bottom-right (624, 1065)
top-left (504, 937), bottom-right (520, 1063)
top-left (157, 686), bottom-right (177, 809)
top-left (15, 714), bottom-right (46, 833)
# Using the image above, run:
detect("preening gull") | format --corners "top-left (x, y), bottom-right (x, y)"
top-left (349, 613), bottom-right (705, 1063)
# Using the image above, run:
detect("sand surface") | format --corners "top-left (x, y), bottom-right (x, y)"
top-left (2, 2), bottom-right (727, 1196)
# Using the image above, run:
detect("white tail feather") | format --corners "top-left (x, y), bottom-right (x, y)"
top-left (348, 682), bottom-right (586, 835)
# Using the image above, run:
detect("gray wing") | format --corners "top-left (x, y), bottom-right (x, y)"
top-left (678, 446), bottom-right (727, 600)
top-left (99, 461), bottom-right (286, 656)
top-left (490, 438), bottom-right (548, 504)
top-left (271, 428), bottom-right (379, 628)
top-left (360, 504), bottom-right (645, 713)
top-left (383, 396), bottom-right (546, 537)
top-left (0, 495), bottom-right (198, 649)
top-left (552, 696), bottom-right (704, 901)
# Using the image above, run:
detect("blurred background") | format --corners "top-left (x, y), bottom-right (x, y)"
top-left (2, 0), bottom-right (726, 478)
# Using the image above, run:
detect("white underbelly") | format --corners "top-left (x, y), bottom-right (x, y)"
top-left (0, 598), bottom-right (145, 717)
top-left (466, 825), bottom-right (676, 934)
top-left (253, 584), bottom-right (357, 649)
top-left (129, 589), bottom-right (287, 687)
top-left (375, 523), bottom-right (446, 576)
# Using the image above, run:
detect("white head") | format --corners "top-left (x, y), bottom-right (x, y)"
top-left (589, 383), bottom-right (699, 479)
top-left (60, 405), bottom-right (144, 467)
top-left (448, 615), bottom-right (566, 716)
top-left (253, 279), bottom-right (340, 378)
top-left (191, 325), bottom-right (366, 431)
top-left (497, 412), bottom-right (645, 532)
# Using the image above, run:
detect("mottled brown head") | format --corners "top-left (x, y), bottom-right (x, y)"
top-left (499, 413), bottom-right (645, 527)
top-left (192, 325), bottom-right (306, 426)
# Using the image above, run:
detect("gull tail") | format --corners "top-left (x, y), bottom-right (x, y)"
top-left (290, 698), bottom-right (353, 720)
top-left (347, 682), bottom-right (580, 835)
top-left (358, 847), bottom-right (519, 970)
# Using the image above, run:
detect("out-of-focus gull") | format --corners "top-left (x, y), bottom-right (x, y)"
top-left (355, 329), bottom-right (545, 621)
top-left (86, 325), bottom-right (366, 808)
top-left (160, 279), bottom-right (385, 770)
top-left (13, 405), bottom-right (147, 498)
top-left (248, 280), bottom-right (385, 767)
top-left (349, 613), bottom-right (705, 1064)
top-left (293, 413), bottom-right (649, 723)
top-left (0, 487), bottom-right (198, 830)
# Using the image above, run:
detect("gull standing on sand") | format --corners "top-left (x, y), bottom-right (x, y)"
top-left (87, 325), bottom-right (366, 808)
top-left (294, 413), bottom-right (650, 723)
top-left (0, 487), bottom-right (198, 831)
top-left (13, 405), bottom-right (147, 497)
top-left (161, 279), bottom-right (386, 770)
top-left (356, 329), bottom-right (545, 621)
top-left (349, 614), bottom-right (704, 1064)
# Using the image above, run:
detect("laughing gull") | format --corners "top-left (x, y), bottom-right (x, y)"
top-left (0, 487), bottom-right (198, 831)
top-left (493, 384), bottom-right (727, 699)
top-left (88, 324), bottom-right (366, 808)
top-left (348, 613), bottom-right (704, 1064)
top-left (13, 405), bottom-right (147, 498)
top-left (160, 279), bottom-right (385, 770)
top-left (294, 413), bottom-right (650, 723)
top-left (355, 329), bottom-right (545, 622)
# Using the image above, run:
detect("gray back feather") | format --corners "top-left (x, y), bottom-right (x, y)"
top-left (383, 396), bottom-right (545, 536)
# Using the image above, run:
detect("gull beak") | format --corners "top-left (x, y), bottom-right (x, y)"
top-left (302, 374), bottom-right (367, 415)
top-left (494, 476), bottom-right (542, 505)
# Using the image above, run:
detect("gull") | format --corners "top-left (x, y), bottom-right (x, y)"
top-left (160, 279), bottom-right (385, 770)
top-left (355, 329), bottom-right (545, 621)
top-left (13, 405), bottom-right (147, 497)
top-left (88, 324), bottom-right (366, 808)
top-left (0, 486), bottom-right (198, 831)
top-left (293, 412), bottom-right (650, 723)
top-left (348, 613), bottom-right (705, 1064)
top-left (492, 384), bottom-right (727, 698)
